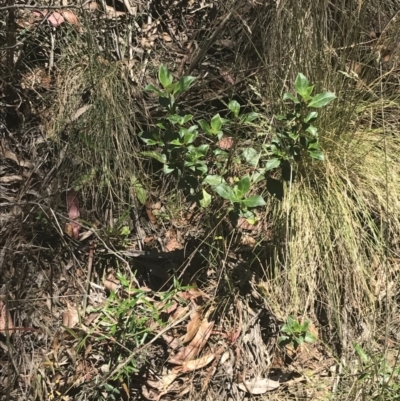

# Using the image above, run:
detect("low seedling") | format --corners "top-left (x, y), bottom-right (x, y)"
top-left (278, 315), bottom-right (317, 350)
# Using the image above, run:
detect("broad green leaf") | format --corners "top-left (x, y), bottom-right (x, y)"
top-left (199, 189), bottom-right (212, 208)
top-left (241, 195), bottom-right (266, 207)
top-left (265, 158), bottom-right (281, 171)
top-left (158, 64), bottom-right (173, 89)
top-left (174, 75), bottom-right (196, 95)
top-left (307, 139), bottom-right (319, 150)
top-left (198, 119), bottom-right (212, 135)
top-left (145, 84), bottom-right (163, 95)
top-left (140, 151), bottom-right (166, 163)
top-left (241, 112), bottom-right (259, 123)
top-left (203, 175), bottom-right (225, 186)
top-left (214, 183), bottom-right (235, 201)
top-left (309, 149), bottom-right (324, 160)
top-left (228, 99), bottom-right (240, 117)
top-left (304, 111), bottom-right (318, 123)
top-left (294, 73), bottom-right (309, 97)
top-left (308, 91), bottom-right (336, 108)
top-left (163, 163), bottom-right (176, 175)
top-left (211, 114), bottom-right (223, 133)
top-left (183, 132), bottom-right (197, 144)
top-left (304, 331), bottom-right (317, 343)
top-left (283, 92), bottom-right (300, 104)
top-left (242, 148), bottom-right (259, 166)
top-left (196, 144), bottom-right (210, 155)
top-left (237, 176), bottom-right (251, 197)
top-left (306, 125), bottom-right (318, 136)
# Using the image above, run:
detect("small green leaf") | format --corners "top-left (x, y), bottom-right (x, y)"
top-left (174, 75), bottom-right (196, 95)
top-left (241, 195), bottom-right (266, 207)
top-left (354, 343), bottom-right (369, 363)
top-left (306, 125), bottom-right (318, 136)
top-left (140, 151), bottom-right (166, 163)
top-left (237, 176), bottom-right (251, 197)
top-left (198, 119), bottom-right (212, 135)
top-left (158, 64), bottom-right (173, 89)
top-left (145, 84), bottom-right (164, 95)
top-left (241, 112), bottom-right (259, 123)
top-left (203, 175), bottom-right (225, 186)
top-left (211, 114), bottom-right (223, 133)
top-left (228, 100), bottom-right (241, 117)
top-left (294, 73), bottom-right (309, 96)
top-left (304, 111), bottom-right (318, 123)
top-left (214, 183), bottom-right (235, 201)
top-left (242, 148), bottom-right (260, 167)
top-left (283, 92), bottom-right (300, 104)
top-left (304, 331), bottom-right (317, 343)
top-left (309, 149), bottom-right (325, 160)
top-left (308, 91), bottom-right (336, 108)
top-left (266, 158), bottom-right (281, 171)
top-left (199, 189), bottom-right (212, 208)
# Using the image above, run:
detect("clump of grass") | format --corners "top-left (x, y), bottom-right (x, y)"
top-left (48, 29), bottom-right (149, 216)
top-left (231, 0), bottom-right (400, 397)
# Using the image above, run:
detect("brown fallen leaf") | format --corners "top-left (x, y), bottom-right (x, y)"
top-left (182, 310), bottom-right (202, 343)
top-left (62, 303), bottom-right (80, 328)
top-left (237, 377), bottom-right (280, 394)
top-left (168, 317), bottom-right (214, 364)
top-left (217, 136), bottom-right (234, 150)
top-left (66, 189), bottom-right (80, 239)
top-left (0, 175), bottom-right (23, 183)
top-left (104, 274), bottom-right (120, 291)
top-left (165, 237), bottom-right (182, 252)
top-left (0, 299), bottom-right (14, 335)
top-left (173, 353), bottom-right (215, 373)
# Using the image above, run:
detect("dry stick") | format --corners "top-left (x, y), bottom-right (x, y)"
top-left (0, 1), bottom-right (91, 11)
top-left (98, 309), bottom-right (191, 386)
top-left (184, 7), bottom-right (236, 76)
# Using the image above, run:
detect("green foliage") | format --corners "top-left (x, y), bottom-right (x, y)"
top-left (262, 73), bottom-right (336, 198)
top-left (141, 64), bottom-right (265, 220)
top-left (141, 67), bottom-right (336, 215)
top-left (89, 273), bottom-right (187, 382)
top-left (353, 343), bottom-right (400, 400)
top-left (278, 315), bottom-right (317, 350)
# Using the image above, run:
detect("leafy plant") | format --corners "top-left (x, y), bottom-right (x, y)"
top-left (140, 64), bottom-right (265, 219)
top-left (278, 315), bottom-right (317, 350)
top-left (353, 343), bottom-right (400, 399)
top-left (262, 73), bottom-right (336, 199)
top-left (88, 272), bottom-right (187, 381)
